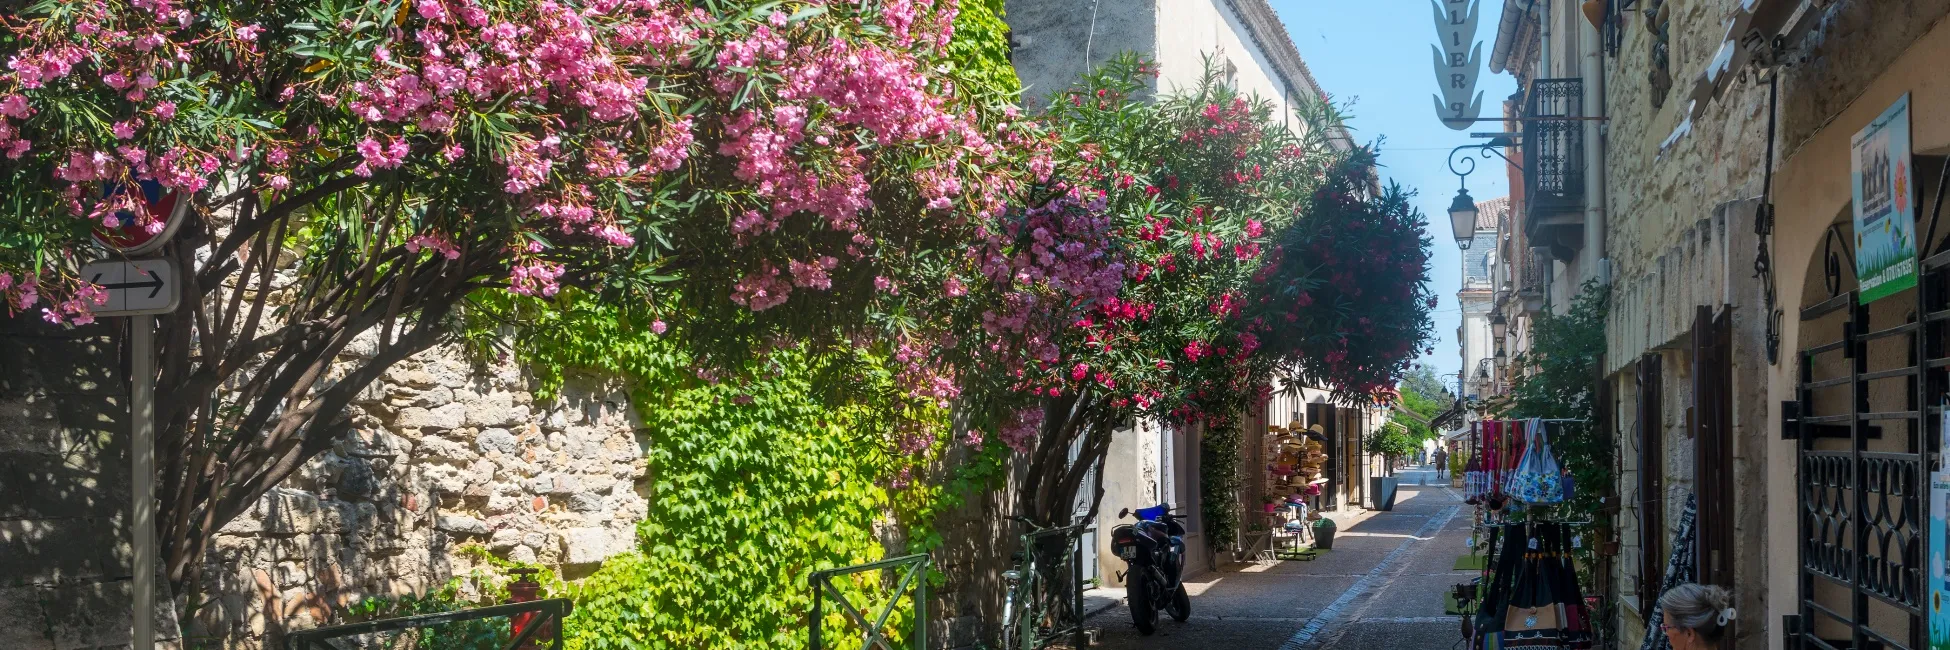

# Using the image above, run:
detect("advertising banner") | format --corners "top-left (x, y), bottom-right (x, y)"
top-left (1932, 398), bottom-right (1950, 649)
top-left (1852, 94), bottom-right (1917, 304)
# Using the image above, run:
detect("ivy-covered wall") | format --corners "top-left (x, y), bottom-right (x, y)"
top-left (469, 295), bottom-right (938, 650)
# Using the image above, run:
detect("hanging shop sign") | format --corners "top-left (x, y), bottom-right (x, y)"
top-left (1930, 398), bottom-right (1950, 648)
top-left (1429, 0), bottom-right (1484, 130)
top-left (1852, 93), bottom-right (1917, 304)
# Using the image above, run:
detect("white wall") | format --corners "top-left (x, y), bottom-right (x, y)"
top-left (1154, 0), bottom-right (1317, 129)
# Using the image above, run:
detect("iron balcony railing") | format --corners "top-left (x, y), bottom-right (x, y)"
top-left (1522, 78), bottom-right (1585, 224)
top-left (1517, 247), bottom-right (1548, 298)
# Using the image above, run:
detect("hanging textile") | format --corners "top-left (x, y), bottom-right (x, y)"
top-left (1507, 418), bottom-right (1567, 505)
top-left (1469, 521), bottom-right (1599, 650)
top-left (1465, 421), bottom-right (1491, 504)
top-left (1547, 523), bottom-right (1595, 649)
top-left (1637, 493), bottom-right (1699, 650)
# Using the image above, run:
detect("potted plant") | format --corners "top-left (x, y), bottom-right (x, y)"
top-left (1449, 452), bottom-right (1468, 488)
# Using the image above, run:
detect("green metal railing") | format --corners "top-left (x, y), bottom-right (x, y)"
top-left (809, 553), bottom-right (929, 650)
top-left (282, 598), bottom-right (571, 650)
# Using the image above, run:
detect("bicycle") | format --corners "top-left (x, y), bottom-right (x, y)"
top-left (996, 516), bottom-right (1087, 650)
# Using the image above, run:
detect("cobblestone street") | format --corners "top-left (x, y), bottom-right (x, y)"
top-left (1087, 465), bottom-right (1471, 650)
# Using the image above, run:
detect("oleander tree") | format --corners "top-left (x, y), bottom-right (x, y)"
top-left (925, 55), bottom-right (1436, 531)
top-left (0, 0), bottom-right (1035, 604)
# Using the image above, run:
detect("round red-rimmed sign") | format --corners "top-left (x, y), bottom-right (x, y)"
top-left (92, 179), bottom-right (188, 255)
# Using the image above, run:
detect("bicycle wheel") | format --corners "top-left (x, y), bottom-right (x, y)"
top-left (1009, 571), bottom-right (1038, 649)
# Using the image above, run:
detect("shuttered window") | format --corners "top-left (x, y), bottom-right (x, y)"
top-left (1636, 352), bottom-right (1665, 614)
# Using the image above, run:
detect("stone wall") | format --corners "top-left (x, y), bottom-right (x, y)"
top-left (0, 315), bottom-right (180, 650)
top-left (188, 343), bottom-right (646, 647)
top-left (1, 302), bottom-right (648, 648)
top-left (1601, 3), bottom-right (1950, 649)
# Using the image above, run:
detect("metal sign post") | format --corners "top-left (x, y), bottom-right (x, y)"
top-left (81, 258), bottom-right (179, 650)
top-left (130, 313), bottom-right (156, 650)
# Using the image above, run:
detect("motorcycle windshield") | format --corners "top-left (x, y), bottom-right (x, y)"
top-left (1135, 505), bottom-right (1168, 521)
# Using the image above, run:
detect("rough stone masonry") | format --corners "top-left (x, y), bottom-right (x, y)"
top-left (1, 307), bottom-right (650, 649)
top-left (192, 341), bottom-right (649, 647)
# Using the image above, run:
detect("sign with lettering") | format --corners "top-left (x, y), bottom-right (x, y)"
top-left (1430, 0), bottom-right (1484, 130)
top-left (1852, 93), bottom-right (1916, 304)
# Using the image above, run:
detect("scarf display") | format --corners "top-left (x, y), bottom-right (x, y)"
top-left (1636, 493), bottom-right (1698, 650)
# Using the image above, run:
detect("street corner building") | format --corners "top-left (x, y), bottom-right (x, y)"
top-left (1475, 0), bottom-right (1950, 649)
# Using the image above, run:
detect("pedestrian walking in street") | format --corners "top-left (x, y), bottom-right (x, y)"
top-left (1658, 583), bottom-right (1734, 650)
top-left (1433, 448), bottom-right (1448, 478)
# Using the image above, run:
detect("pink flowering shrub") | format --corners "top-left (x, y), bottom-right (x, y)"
top-left (0, 0), bottom-right (1040, 608)
top-left (929, 55), bottom-right (1432, 526)
top-left (0, 0), bottom-right (1034, 331)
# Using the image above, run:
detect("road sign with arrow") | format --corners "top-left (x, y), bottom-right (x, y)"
top-left (81, 258), bottom-right (179, 316)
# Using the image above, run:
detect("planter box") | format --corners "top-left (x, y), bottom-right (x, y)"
top-left (1369, 476), bottom-right (1400, 511)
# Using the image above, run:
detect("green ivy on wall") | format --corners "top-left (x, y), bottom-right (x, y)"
top-left (463, 292), bottom-right (938, 649)
top-left (947, 0), bottom-right (1021, 99)
top-left (1199, 423), bottom-right (1242, 550)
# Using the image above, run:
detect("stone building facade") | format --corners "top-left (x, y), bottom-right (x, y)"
top-left (1486, 1), bottom-right (1950, 649)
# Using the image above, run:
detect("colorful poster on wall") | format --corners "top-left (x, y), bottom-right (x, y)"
top-left (1853, 93), bottom-right (1918, 304)
top-left (1934, 473), bottom-right (1950, 649)
top-left (1933, 398), bottom-right (1950, 649)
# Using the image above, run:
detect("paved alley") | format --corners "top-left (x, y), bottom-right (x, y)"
top-left (1086, 465), bottom-right (1473, 650)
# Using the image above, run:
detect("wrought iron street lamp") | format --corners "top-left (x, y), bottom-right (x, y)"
top-left (1448, 189), bottom-right (1478, 249)
top-left (1444, 136), bottom-right (1521, 251)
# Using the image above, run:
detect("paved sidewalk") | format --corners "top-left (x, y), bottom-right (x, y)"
top-left (1085, 464), bottom-right (1475, 649)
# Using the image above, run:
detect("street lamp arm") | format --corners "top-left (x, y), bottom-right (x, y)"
top-left (1447, 140), bottom-right (1524, 183)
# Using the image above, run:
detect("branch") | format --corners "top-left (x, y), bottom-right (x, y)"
top-left (198, 173), bottom-right (365, 291)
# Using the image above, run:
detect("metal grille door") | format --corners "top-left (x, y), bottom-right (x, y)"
top-left (1793, 226), bottom-right (1937, 650)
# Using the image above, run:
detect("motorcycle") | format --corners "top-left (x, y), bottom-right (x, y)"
top-left (1109, 504), bottom-right (1191, 635)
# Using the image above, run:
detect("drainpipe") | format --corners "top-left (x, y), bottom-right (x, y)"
top-left (1581, 8), bottom-right (1607, 284)
top-left (1539, 0), bottom-right (1551, 75)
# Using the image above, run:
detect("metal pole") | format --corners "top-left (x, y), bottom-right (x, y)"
top-left (131, 314), bottom-right (155, 650)
top-left (914, 558), bottom-right (928, 650)
top-left (808, 572), bottom-right (822, 650)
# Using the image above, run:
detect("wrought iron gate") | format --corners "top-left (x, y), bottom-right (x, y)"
top-left (1791, 225), bottom-right (1938, 650)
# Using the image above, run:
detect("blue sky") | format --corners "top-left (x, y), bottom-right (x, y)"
top-left (1273, 1), bottom-right (1520, 385)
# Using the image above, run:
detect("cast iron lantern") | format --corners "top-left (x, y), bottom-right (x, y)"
top-left (1448, 188), bottom-right (1479, 250)
top-left (1489, 310), bottom-right (1508, 341)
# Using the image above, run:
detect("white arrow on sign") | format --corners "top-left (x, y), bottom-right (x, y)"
top-left (82, 258), bottom-right (179, 316)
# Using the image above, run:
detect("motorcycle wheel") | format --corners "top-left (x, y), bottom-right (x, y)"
top-left (1128, 573), bottom-right (1158, 636)
top-left (1167, 583), bottom-right (1191, 622)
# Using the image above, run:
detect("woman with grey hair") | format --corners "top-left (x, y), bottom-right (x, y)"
top-left (1659, 583), bottom-right (1735, 650)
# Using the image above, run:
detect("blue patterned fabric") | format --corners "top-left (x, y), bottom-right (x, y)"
top-left (1638, 493), bottom-right (1698, 650)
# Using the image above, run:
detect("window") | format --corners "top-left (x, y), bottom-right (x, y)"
top-left (1636, 353), bottom-right (1665, 613)
top-left (1465, 239), bottom-right (1494, 282)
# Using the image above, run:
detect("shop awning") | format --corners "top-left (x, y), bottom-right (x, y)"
top-left (1428, 400), bottom-right (1466, 432)
top-left (1663, 0), bottom-right (1828, 149)
top-left (1389, 402), bottom-right (1433, 426)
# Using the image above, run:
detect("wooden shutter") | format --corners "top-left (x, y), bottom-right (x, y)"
top-left (1636, 352), bottom-right (1665, 613)
top-left (1693, 307), bottom-right (1735, 587)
